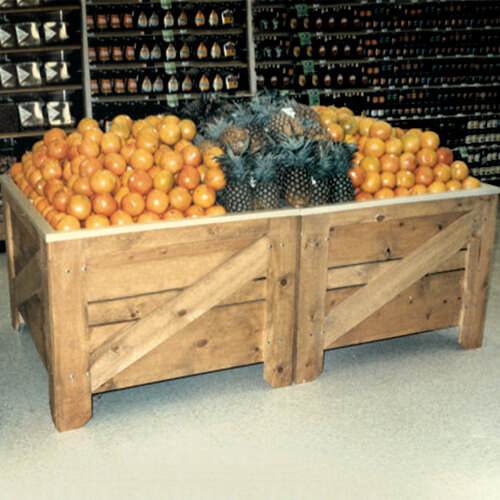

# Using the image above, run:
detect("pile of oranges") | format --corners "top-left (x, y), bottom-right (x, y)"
top-left (316, 107), bottom-right (481, 200)
top-left (9, 114), bottom-right (227, 231)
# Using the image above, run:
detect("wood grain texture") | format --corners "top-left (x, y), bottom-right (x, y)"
top-left (325, 270), bottom-right (463, 349)
top-left (459, 196), bottom-right (499, 349)
top-left (87, 279), bottom-right (266, 327)
top-left (327, 250), bottom-right (466, 290)
top-left (93, 301), bottom-right (265, 393)
top-left (11, 250), bottom-right (41, 309)
top-left (263, 217), bottom-right (299, 388)
top-left (18, 294), bottom-right (47, 367)
top-left (324, 210), bottom-right (476, 348)
top-left (90, 236), bottom-right (272, 392)
top-left (294, 214), bottom-right (331, 384)
top-left (43, 240), bottom-right (92, 432)
top-left (328, 211), bottom-right (464, 267)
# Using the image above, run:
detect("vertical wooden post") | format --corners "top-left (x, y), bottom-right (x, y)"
top-left (43, 239), bottom-right (92, 431)
top-left (294, 214), bottom-right (331, 384)
top-left (3, 195), bottom-right (22, 330)
top-left (459, 195), bottom-right (498, 349)
top-left (263, 217), bottom-right (299, 388)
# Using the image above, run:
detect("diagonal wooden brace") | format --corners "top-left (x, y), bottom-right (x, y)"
top-left (90, 236), bottom-right (272, 391)
top-left (11, 250), bottom-right (41, 309)
top-left (324, 210), bottom-right (476, 348)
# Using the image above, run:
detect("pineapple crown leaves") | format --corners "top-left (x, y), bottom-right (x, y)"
top-left (216, 146), bottom-right (253, 184)
top-left (204, 116), bottom-right (234, 142)
top-left (250, 149), bottom-right (279, 183)
top-left (274, 133), bottom-right (318, 171)
top-left (319, 140), bottom-right (356, 176)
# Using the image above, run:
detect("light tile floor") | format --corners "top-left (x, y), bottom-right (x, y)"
top-left (0, 216), bottom-right (499, 500)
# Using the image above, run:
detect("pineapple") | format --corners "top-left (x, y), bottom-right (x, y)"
top-left (217, 147), bottom-right (253, 213)
top-left (251, 150), bottom-right (281, 211)
top-left (293, 103), bottom-right (320, 123)
top-left (227, 102), bottom-right (269, 152)
top-left (219, 125), bottom-right (250, 156)
top-left (194, 135), bottom-right (222, 154)
top-left (268, 110), bottom-right (304, 138)
top-left (276, 134), bottom-right (315, 207)
top-left (329, 142), bottom-right (357, 203)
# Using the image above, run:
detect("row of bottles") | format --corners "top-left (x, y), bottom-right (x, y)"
top-left (91, 70), bottom-right (241, 96)
top-left (89, 39), bottom-right (239, 64)
top-left (87, 5), bottom-right (238, 32)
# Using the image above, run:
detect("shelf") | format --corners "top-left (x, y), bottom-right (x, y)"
top-left (0, 4), bottom-right (79, 14)
top-left (0, 44), bottom-right (81, 55)
top-left (0, 84), bottom-right (82, 96)
top-left (0, 128), bottom-right (75, 140)
top-left (90, 60), bottom-right (248, 71)
top-left (88, 28), bottom-right (244, 39)
top-left (88, 0), bottom-right (244, 5)
top-left (92, 90), bottom-right (252, 103)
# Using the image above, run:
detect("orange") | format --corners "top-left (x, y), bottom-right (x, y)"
top-left (101, 132), bottom-right (122, 154)
top-left (178, 119), bottom-right (197, 141)
top-left (168, 186), bottom-right (192, 211)
top-left (319, 109), bottom-right (338, 128)
top-left (411, 184), bottom-right (428, 195)
top-left (396, 170), bottom-right (416, 189)
top-left (72, 176), bottom-right (93, 197)
top-left (462, 176), bottom-right (481, 189)
top-left (85, 214), bottom-right (110, 229)
top-left (360, 156), bottom-right (381, 173)
top-left (110, 209), bottom-right (134, 225)
top-left (192, 184), bottom-right (216, 208)
top-left (205, 205), bottom-right (227, 216)
top-left (146, 189), bottom-right (169, 214)
top-left (52, 188), bottom-right (72, 212)
top-left (433, 163), bottom-right (452, 183)
top-left (360, 172), bottom-right (381, 194)
top-left (153, 170), bottom-right (175, 193)
top-left (374, 187), bottom-right (395, 199)
top-left (414, 166), bottom-right (434, 186)
top-left (363, 138), bottom-right (385, 158)
top-left (41, 157), bottom-right (63, 181)
top-left (83, 127), bottom-right (104, 145)
top-left (380, 171), bottom-right (396, 189)
top-left (420, 130), bottom-right (440, 150)
top-left (162, 207), bottom-right (184, 220)
top-left (177, 165), bottom-right (201, 190)
top-left (43, 127), bottom-right (67, 145)
top-left (127, 170), bottom-right (153, 195)
top-left (204, 167), bottom-right (226, 191)
top-left (380, 154), bottom-right (400, 173)
top-left (113, 186), bottom-right (130, 206)
top-left (347, 166), bottom-right (365, 187)
top-left (104, 152), bottom-right (127, 176)
top-left (67, 194), bottom-right (92, 220)
top-left (416, 148), bottom-right (438, 168)
top-left (354, 191), bottom-right (374, 201)
top-left (401, 133), bottom-right (421, 154)
top-left (369, 121), bottom-right (392, 141)
top-left (450, 161), bottom-right (469, 181)
top-left (47, 138), bottom-right (69, 160)
top-left (10, 162), bottom-right (23, 178)
top-left (407, 127), bottom-right (423, 137)
top-left (90, 169), bottom-right (117, 194)
top-left (327, 124), bottom-right (345, 142)
top-left (79, 157), bottom-right (102, 179)
top-left (160, 150), bottom-right (184, 173)
top-left (436, 147), bottom-right (454, 165)
top-left (137, 211), bottom-right (161, 223)
top-left (384, 137), bottom-right (403, 155)
top-left (78, 138), bottom-right (100, 158)
top-left (184, 205), bottom-right (205, 218)
top-left (162, 114), bottom-right (180, 125)
top-left (77, 118), bottom-right (99, 134)
top-left (112, 114), bottom-right (133, 130)
top-left (445, 180), bottom-right (462, 191)
top-left (136, 132), bottom-right (159, 154)
top-left (358, 117), bottom-right (375, 136)
top-left (174, 138), bottom-right (192, 153)
top-left (159, 122), bottom-right (182, 145)
top-left (92, 193), bottom-right (118, 217)
top-left (181, 145), bottom-right (203, 167)
top-left (129, 148), bottom-right (154, 171)
top-left (394, 186), bottom-right (410, 197)
top-left (120, 142), bottom-right (136, 163)
top-left (428, 181), bottom-right (447, 193)
top-left (56, 214), bottom-right (81, 232)
top-left (399, 152), bottom-right (417, 172)
top-left (203, 146), bottom-right (225, 168)
top-left (121, 192), bottom-right (145, 217)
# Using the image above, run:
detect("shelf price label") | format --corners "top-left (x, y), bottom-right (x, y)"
top-left (279, 89), bottom-right (290, 97)
top-left (307, 89), bottom-right (320, 106)
top-left (298, 32), bottom-right (312, 46)
top-left (301, 59), bottom-right (315, 75)
top-left (162, 30), bottom-right (174, 42)
top-left (295, 4), bottom-right (308, 18)
top-left (163, 62), bottom-right (177, 75)
top-left (166, 94), bottom-right (179, 108)
top-left (161, 0), bottom-right (172, 9)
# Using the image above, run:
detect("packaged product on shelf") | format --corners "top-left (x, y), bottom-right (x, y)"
top-left (0, 0), bottom-right (15, 7)
top-left (177, 10), bottom-right (188, 28)
top-left (225, 73), bottom-right (239, 91)
top-left (221, 8), bottom-right (234, 26)
top-left (114, 77), bottom-right (125, 94)
top-left (223, 41), bottom-right (236, 58)
top-left (181, 74), bottom-right (192, 92)
top-left (15, 62), bottom-right (42, 87)
top-left (210, 42), bottom-right (221, 59)
top-left (100, 78), bottom-right (112, 95)
top-left (125, 45), bottom-right (135, 61)
top-left (0, 25), bottom-right (17, 48)
top-left (0, 64), bottom-right (17, 89)
top-left (140, 75), bottom-right (152, 93)
top-left (212, 74), bottom-right (223, 92)
top-left (17, 101), bottom-right (44, 129)
top-left (98, 46), bottom-right (111, 62)
top-left (179, 43), bottom-right (190, 60)
top-left (96, 12), bottom-right (108, 30)
top-left (139, 43), bottom-right (150, 61)
top-left (112, 45), bottom-right (123, 62)
top-left (196, 42), bottom-right (208, 60)
top-left (90, 79), bottom-right (98, 95)
top-left (137, 12), bottom-right (148, 29)
top-left (152, 75), bottom-right (164, 93)
top-left (43, 22), bottom-right (69, 44)
top-left (89, 46), bottom-right (97, 62)
top-left (123, 13), bottom-right (134, 29)
top-left (198, 74), bottom-right (210, 92)
top-left (46, 101), bottom-right (73, 127)
top-left (165, 43), bottom-right (176, 61)
top-left (208, 10), bottom-right (219, 27)
top-left (15, 22), bottom-right (41, 47)
top-left (86, 15), bottom-right (95, 31)
top-left (163, 11), bottom-right (174, 28)
top-left (16, 0), bottom-right (40, 6)
top-left (110, 13), bottom-right (121, 29)
top-left (127, 77), bottom-right (137, 93)
top-left (167, 75), bottom-right (179, 93)
top-left (151, 44), bottom-right (161, 61)
top-left (149, 12), bottom-right (159, 28)
top-left (195, 10), bottom-right (206, 28)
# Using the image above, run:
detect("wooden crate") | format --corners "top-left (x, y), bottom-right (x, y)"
top-left (294, 191), bottom-right (499, 383)
top-left (1, 173), bottom-right (498, 431)
top-left (0, 183), bottom-right (5, 242)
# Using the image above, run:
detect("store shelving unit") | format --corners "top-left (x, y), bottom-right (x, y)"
top-left (252, 0), bottom-right (500, 185)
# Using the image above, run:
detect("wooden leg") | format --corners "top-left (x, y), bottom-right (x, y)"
top-left (294, 214), bottom-right (331, 384)
top-left (459, 196), bottom-right (498, 349)
top-left (263, 217), bottom-right (299, 388)
top-left (43, 240), bottom-right (92, 431)
top-left (3, 197), bottom-right (22, 330)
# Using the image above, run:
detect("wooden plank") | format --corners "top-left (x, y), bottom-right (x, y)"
top-left (87, 278), bottom-right (266, 327)
top-left (324, 210), bottom-right (476, 348)
top-left (319, 196), bottom-right (481, 227)
top-left (10, 209), bottom-right (40, 271)
top-left (294, 214), bottom-right (331, 384)
top-left (43, 240), bottom-right (92, 432)
top-left (328, 211), bottom-right (464, 267)
top-left (93, 301), bottom-right (265, 393)
top-left (90, 236), bottom-right (272, 392)
top-left (325, 270), bottom-right (464, 349)
top-left (11, 250), bottom-right (42, 309)
top-left (459, 195), bottom-right (499, 348)
top-left (263, 217), bottom-right (299, 388)
top-left (3, 196), bottom-right (22, 329)
top-left (82, 219), bottom-right (269, 261)
top-left (18, 294), bottom-right (47, 367)
top-left (85, 237), bottom-right (266, 302)
top-left (327, 250), bottom-right (466, 290)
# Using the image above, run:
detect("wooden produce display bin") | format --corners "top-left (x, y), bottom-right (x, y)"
top-left (294, 188), bottom-right (499, 383)
top-left (1, 172), bottom-right (499, 431)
